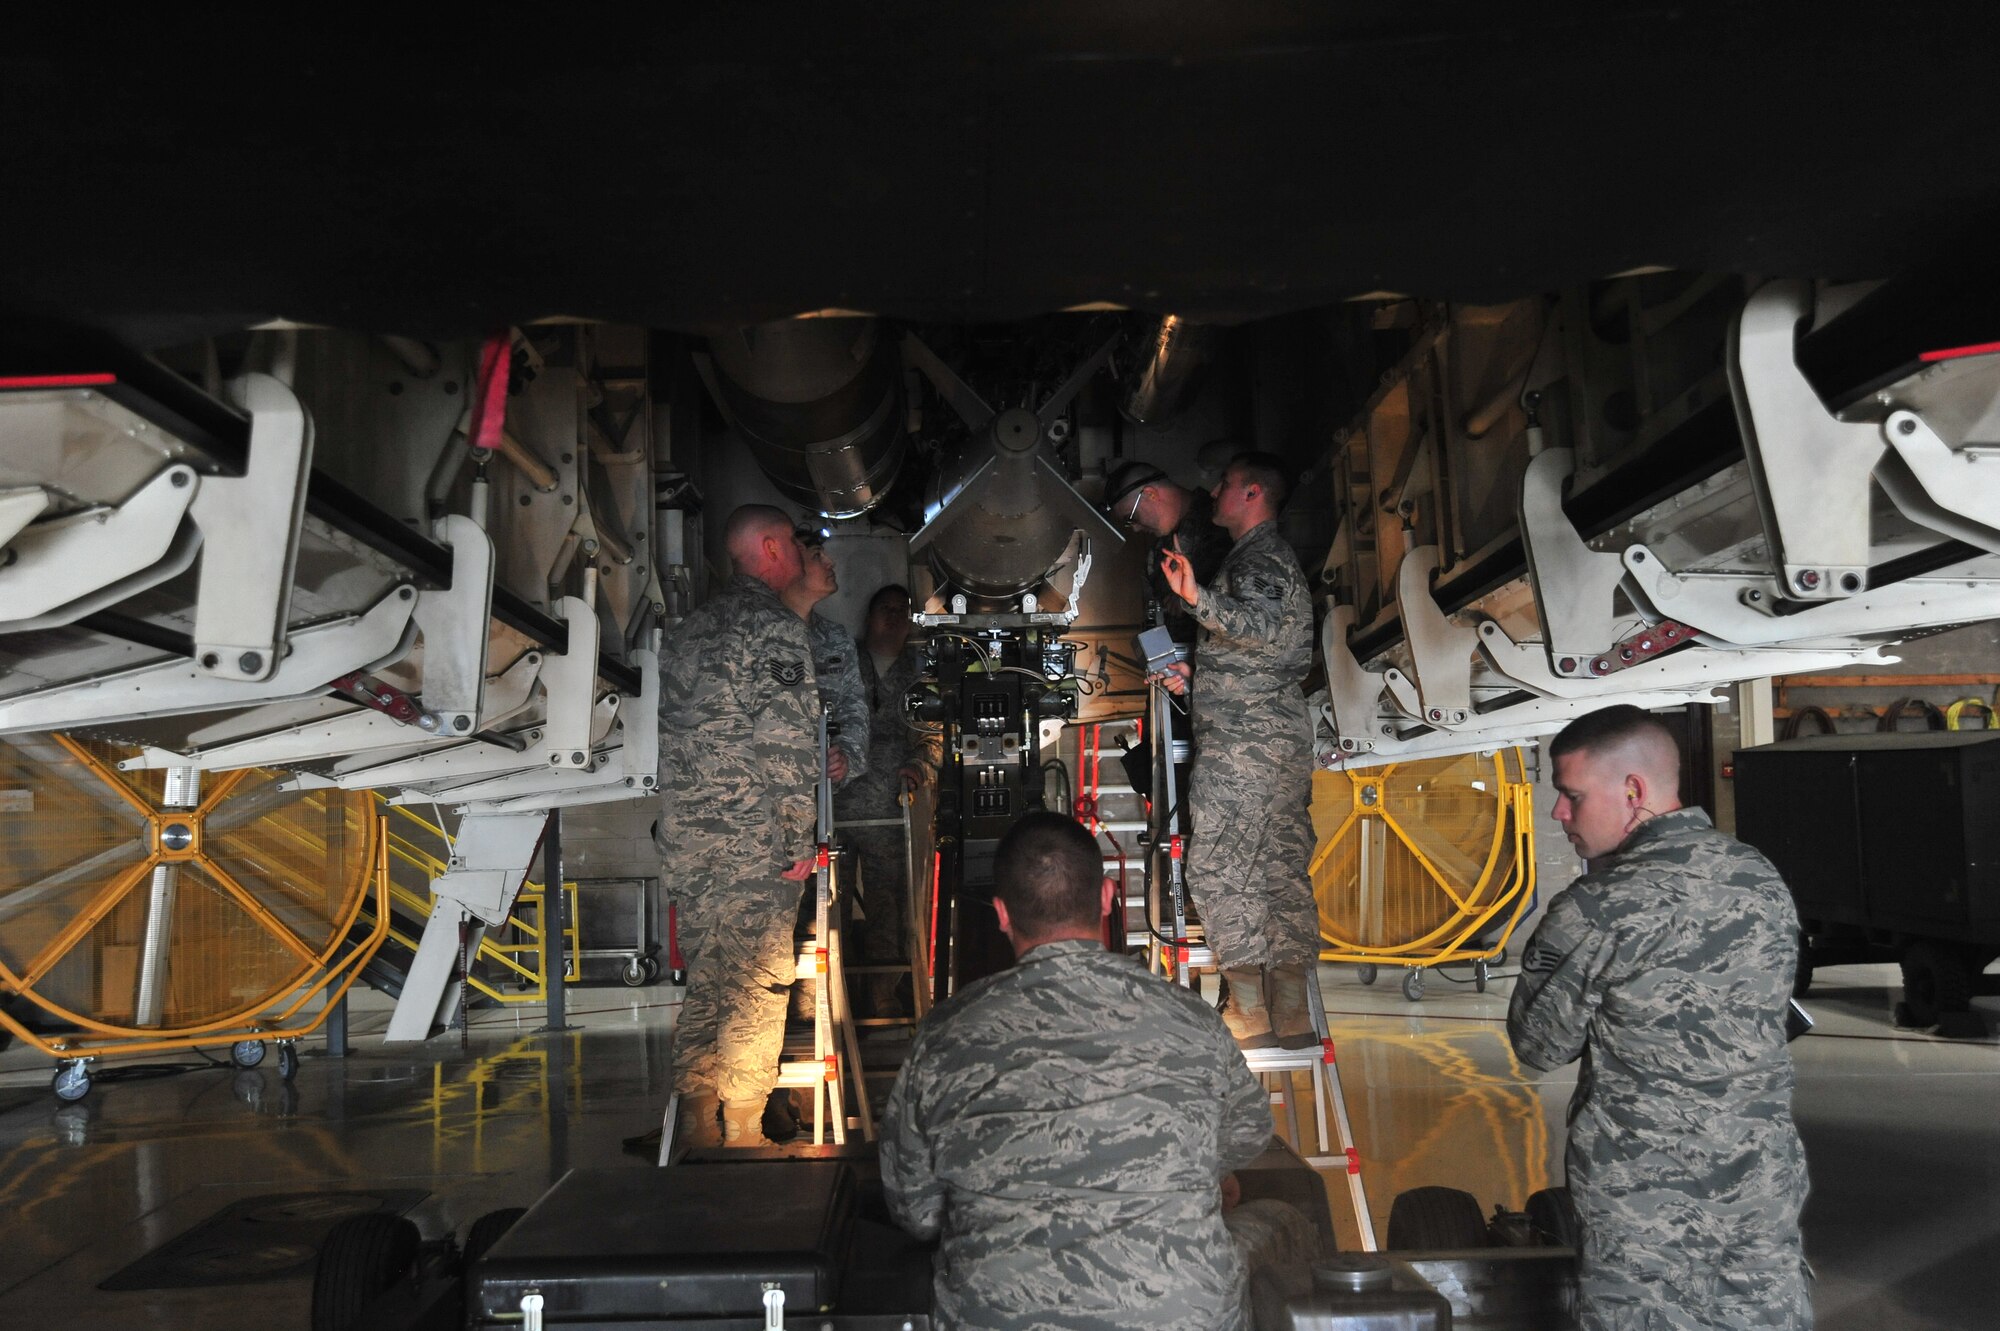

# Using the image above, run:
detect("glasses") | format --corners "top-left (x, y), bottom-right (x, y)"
top-left (1121, 487), bottom-right (1146, 525)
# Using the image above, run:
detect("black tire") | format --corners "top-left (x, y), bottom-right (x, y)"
top-left (311, 1212), bottom-right (419, 1331)
top-left (1387, 1185), bottom-right (1488, 1250)
top-left (230, 1039), bottom-right (266, 1069)
top-left (1899, 941), bottom-right (1973, 1027)
top-left (277, 1044), bottom-right (300, 1081)
top-left (621, 956), bottom-right (648, 987)
top-left (1356, 964), bottom-right (1378, 986)
top-left (1524, 1186), bottom-right (1580, 1249)
top-left (669, 968), bottom-right (687, 986)
top-left (1401, 968), bottom-right (1425, 1002)
top-left (460, 1206), bottom-right (527, 1279)
top-left (1474, 959), bottom-right (1490, 993)
top-left (640, 955), bottom-right (662, 983)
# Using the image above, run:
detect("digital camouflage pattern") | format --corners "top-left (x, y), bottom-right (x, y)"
top-left (808, 609), bottom-right (869, 790)
top-left (1507, 808), bottom-right (1811, 1331)
top-left (657, 573), bottom-right (821, 1105)
top-left (880, 939), bottom-right (1272, 1331)
top-left (1183, 519), bottom-right (1320, 969)
top-left (837, 642), bottom-right (938, 977)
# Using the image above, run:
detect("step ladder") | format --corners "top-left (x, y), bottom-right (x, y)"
top-left (1237, 970), bottom-right (1378, 1251)
top-left (832, 794), bottom-right (932, 1031)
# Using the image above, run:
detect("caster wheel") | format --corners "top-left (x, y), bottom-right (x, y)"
top-left (621, 956), bottom-right (648, 988)
top-left (1356, 964), bottom-right (1378, 986)
top-left (1474, 959), bottom-right (1490, 993)
top-left (1492, 947), bottom-right (1509, 967)
top-left (276, 1044), bottom-right (300, 1081)
top-left (230, 1039), bottom-right (266, 1069)
top-left (1401, 969), bottom-right (1425, 1002)
top-left (641, 955), bottom-right (662, 983)
top-left (52, 1060), bottom-right (91, 1104)
top-left (669, 968), bottom-right (687, 987)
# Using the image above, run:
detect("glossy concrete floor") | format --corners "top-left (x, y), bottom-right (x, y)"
top-left (0, 960), bottom-right (1993, 1330)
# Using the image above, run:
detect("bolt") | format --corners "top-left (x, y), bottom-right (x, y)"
top-left (1796, 569), bottom-right (1822, 591)
top-left (1638, 638), bottom-right (1654, 652)
top-left (550, 754), bottom-right (562, 764)
top-left (1428, 709), bottom-right (1442, 721)
top-left (561, 494), bottom-right (573, 505)
top-left (238, 651), bottom-right (263, 673)
top-left (200, 652), bottom-right (219, 668)
top-left (1558, 657), bottom-right (1577, 672)
top-left (562, 452), bottom-right (573, 464)
top-left (399, 586), bottom-right (414, 600)
top-left (519, 494), bottom-right (532, 506)
top-left (1898, 417), bottom-right (1917, 436)
top-left (571, 750), bottom-right (586, 764)
top-left (1591, 658), bottom-right (1611, 675)
top-left (1663, 626), bottom-right (1678, 640)
top-left (1619, 647), bottom-right (1636, 661)
top-left (417, 714), bottom-right (439, 731)
top-left (171, 469), bottom-right (190, 488)
top-left (1840, 572), bottom-right (1862, 592)
top-left (1631, 550), bottom-right (1647, 563)
top-left (1747, 590), bottom-right (1764, 603)
top-left (453, 715), bottom-right (471, 731)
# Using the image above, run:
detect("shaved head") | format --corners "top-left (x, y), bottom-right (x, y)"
top-left (1548, 705), bottom-right (1684, 859)
top-left (723, 504), bottom-right (806, 593)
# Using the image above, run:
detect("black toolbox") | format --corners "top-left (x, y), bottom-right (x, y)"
top-left (474, 1162), bottom-right (858, 1325)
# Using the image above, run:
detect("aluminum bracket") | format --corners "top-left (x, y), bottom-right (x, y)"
top-left (0, 464), bottom-right (197, 626)
top-left (1321, 602), bottom-right (1390, 754)
top-left (1395, 545), bottom-right (1478, 725)
top-left (1477, 620), bottom-right (1894, 700)
top-left (0, 584), bottom-right (418, 736)
top-left (193, 374), bottom-right (315, 681)
top-left (1728, 281), bottom-right (1882, 600)
top-left (1623, 544), bottom-right (2000, 647)
top-left (538, 596), bottom-right (598, 768)
top-left (1878, 409), bottom-right (2000, 553)
top-left (1516, 448), bottom-right (1628, 675)
top-left (412, 513), bottom-right (496, 736)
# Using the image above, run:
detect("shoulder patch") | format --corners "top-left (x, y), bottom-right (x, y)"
top-left (768, 657), bottom-right (808, 686)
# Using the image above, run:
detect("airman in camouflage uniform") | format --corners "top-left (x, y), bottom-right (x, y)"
top-left (658, 507), bottom-right (821, 1145)
top-left (1508, 705), bottom-right (1811, 1330)
top-left (1160, 453), bottom-right (1320, 1048)
top-left (836, 584), bottom-right (939, 1005)
top-left (880, 813), bottom-right (1272, 1331)
top-left (806, 608), bottom-right (869, 790)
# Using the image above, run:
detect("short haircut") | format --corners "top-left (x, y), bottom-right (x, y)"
top-left (866, 583), bottom-right (911, 617)
top-left (1227, 451), bottom-right (1290, 509)
top-left (992, 811), bottom-right (1102, 937)
top-left (723, 504), bottom-right (793, 570)
top-left (1549, 704), bottom-right (1680, 771)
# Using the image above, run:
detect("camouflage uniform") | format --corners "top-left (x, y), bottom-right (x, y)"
top-left (657, 574), bottom-right (820, 1107)
top-left (836, 642), bottom-right (937, 977)
top-left (1182, 519), bottom-right (1320, 968)
top-left (807, 609), bottom-right (869, 790)
top-left (880, 939), bottom-right (1272, 1331)
top-left (1507, 808), bottom-right (1812, 1331)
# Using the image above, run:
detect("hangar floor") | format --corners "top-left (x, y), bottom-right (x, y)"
top-left (0, 961), bottom-right (1991, 1330)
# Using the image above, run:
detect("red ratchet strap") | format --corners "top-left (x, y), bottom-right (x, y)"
top-left (468, 332), bottom-right (512, 453)
top-left (1344, 1148), bottom-right (1362, 1175)
top-left (0, 372), bottom-right (117, 389)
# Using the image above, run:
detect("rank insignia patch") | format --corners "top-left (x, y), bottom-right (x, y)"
top-left (768, 658), bottom-right (807, 686)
